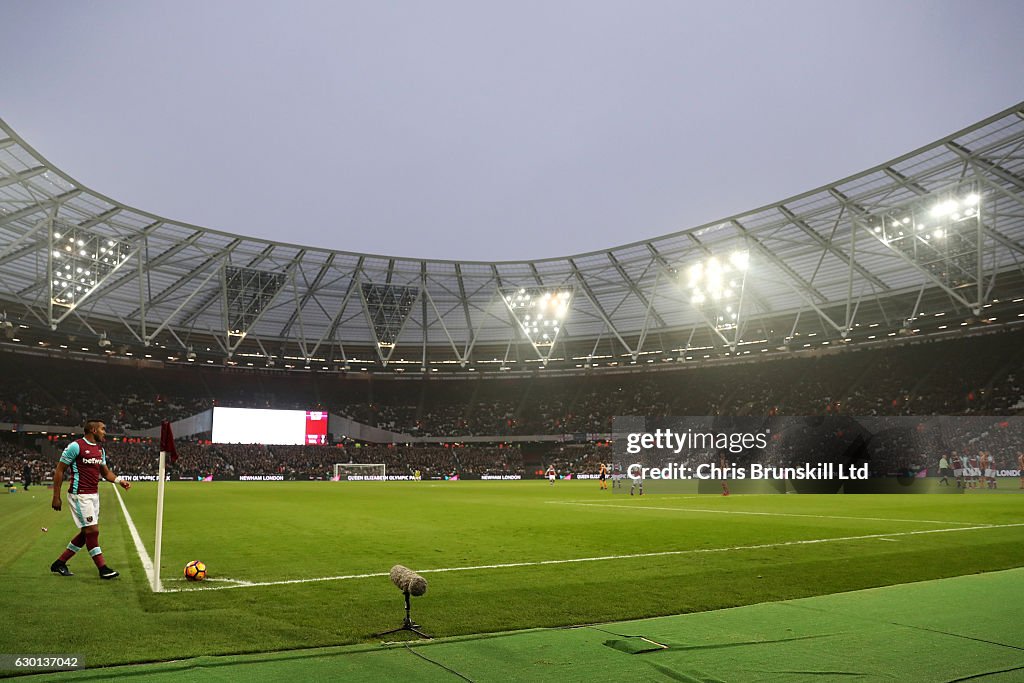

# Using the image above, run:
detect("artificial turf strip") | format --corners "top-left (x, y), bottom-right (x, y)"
top-left (3, 481), bottom-right (1024, 670)
top-left (13, 567), bottom-right (1024, 682)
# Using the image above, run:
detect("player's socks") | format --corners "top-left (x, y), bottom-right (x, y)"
top-left (84, 529), bottom-right (105, 568)
top-left (58, 531), bottom-right (87, 563)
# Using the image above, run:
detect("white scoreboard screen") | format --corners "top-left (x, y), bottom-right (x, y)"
top-left (211, 407), bottom-right (329, 445)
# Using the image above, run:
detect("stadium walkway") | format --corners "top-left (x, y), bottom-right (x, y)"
top-left (19, 567), bottom-right (1024, 682)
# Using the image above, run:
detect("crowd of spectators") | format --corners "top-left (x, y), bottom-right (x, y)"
top-left (0, 440), bottom-right (47, 487)
top-left (0, 438), bottom-right (528, 481)
top-left (5, 329), bottom-right (1024, 437)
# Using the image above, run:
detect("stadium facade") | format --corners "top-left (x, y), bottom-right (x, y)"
top-left (1, 102), bottom-right (1023, 375)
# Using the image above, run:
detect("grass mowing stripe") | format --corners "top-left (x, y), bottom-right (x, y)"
top-left (8, 483), bottom-right (1023, 667)
top-left (160, 521), bottom-right (1024, 593)
top-left (0, 492), bottom-right (53, 572)
top-left (547, 501), bottom-right (985, 525)
top-left (112, 483), bottom-right (155, 591)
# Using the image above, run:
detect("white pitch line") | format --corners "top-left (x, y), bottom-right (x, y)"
top-left (165, 576), bottom-right (257, 585)
top-left (161, 569), bottom-right (391, 593)
top-left (559, 496), bottom-right (702, 503)
top-left (112, 484), bottom-right (156, 591)
top-left (157, 521), bottom-right (1024, 593)
top-left (545, 501), bottom-right (982, 526)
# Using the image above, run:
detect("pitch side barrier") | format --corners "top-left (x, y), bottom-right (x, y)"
top-left (111, 474), bottom-right (525, 481)
top-left (612, 415), bottom-right (1024, 494)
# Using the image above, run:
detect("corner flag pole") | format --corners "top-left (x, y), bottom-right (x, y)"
top-left (155, 420), bottom-right (178, 593)
top-left (154, 450), bottom-right (167, 592)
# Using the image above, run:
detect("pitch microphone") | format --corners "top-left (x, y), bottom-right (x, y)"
top-left (377, 565), bottom-right (432, 639)
top-left (389, 564), bottom-right (428, 596)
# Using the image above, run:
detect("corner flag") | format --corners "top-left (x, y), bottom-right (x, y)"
top-left (160, 420), bottom-right (178, 464)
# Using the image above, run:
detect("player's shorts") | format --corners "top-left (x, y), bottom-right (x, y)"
top-left (984, 468), bottom-right (995, 478)
top-left (953, 468), bottom-right (964, 477)
top-left (631, 477), bottom-right (643, 486)
top-left (599, 474), bottom-right (606, 481)
top-left (940, 467), bottom-right (952, 477)
top-left (548, 474), bottom-right (556, 481)
top-left (67, 493), bottom-right (100, 528)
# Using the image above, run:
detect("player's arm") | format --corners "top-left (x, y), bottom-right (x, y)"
top-left (51, 461), bottom-right (66, 511)
top-left (100, 463), bottom-right (131, 490)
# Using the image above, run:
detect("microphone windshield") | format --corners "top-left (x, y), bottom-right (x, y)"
top-left (390, 564), bottom-right (428, 596)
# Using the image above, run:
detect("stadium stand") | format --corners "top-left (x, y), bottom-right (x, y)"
top-left (2, 327), bottom-right (1024, 479)
top-left (3, 327), bottom-right (1023, 432)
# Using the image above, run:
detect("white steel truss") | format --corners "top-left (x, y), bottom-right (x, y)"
top-left (0, 102), bottom-right (1024, 371)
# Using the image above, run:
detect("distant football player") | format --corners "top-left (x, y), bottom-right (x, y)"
top-left (50, 420), bottom-right (131, 579)
top-left (612, 462), bottom-right (624, 489)
top-left (1018, 452), bottom-right (1024, 489)
top-left (981, 450), bottom-right (996, 489)
top-left (967, 451), bottom-right (980, 489)
top-left (952, 451), bottom-right (964, 489)
top-left (598, 462), bottom-right (608, 490)
top-left (630, 472), bottom-right (643, 496)
top-left (720, 454), bottom-right (730, 496)
top-left (938, 454), bottom-right (950, 486)
top-left (546, 464), bottom-right (557, 485)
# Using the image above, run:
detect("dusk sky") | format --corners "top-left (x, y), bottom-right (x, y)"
top-left (2, 1), bottom-right (1023, 261)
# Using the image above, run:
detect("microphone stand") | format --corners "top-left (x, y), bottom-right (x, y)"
top-left (375, 590), bottom-right (432, 639)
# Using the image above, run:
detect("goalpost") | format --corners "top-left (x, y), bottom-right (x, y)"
top-left (333, 463), bottom-right (387, 480)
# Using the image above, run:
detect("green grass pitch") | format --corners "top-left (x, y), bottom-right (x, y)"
top-left (3, 480), bottom-right (1024, 668)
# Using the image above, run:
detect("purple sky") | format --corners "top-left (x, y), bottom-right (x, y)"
top-left (2, 1), bottom-right (1023, 261)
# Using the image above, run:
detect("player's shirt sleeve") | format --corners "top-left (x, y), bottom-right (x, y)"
top-left (60, 441), bottom-right (80, 465)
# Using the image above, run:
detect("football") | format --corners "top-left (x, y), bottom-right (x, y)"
top-left (183, 560), bottom-right (207, 581)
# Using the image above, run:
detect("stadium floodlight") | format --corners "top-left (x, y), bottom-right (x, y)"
top-left (49, 223), bottom-right (131, 309)
top-left (500, 286), bottom-right (573, 365)
top-left (224, 266), bottom-right (286, 346)
top-left (865, 186), bottom-right (986, 311)
top-left (98, 333), bottom-right (111, 348)
top-left (359, 283), bottom-right (420, 365)
top-left (680, 250), bottom-right (750, 351)
top-left (186, 347), bottom-right (197, 361)
top-left (684, 251), bottom-right (749, 330)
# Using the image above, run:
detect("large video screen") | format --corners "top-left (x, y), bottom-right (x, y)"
top-left (211, 407), bottom-right (328, 445)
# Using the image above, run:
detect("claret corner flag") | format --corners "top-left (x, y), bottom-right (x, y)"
top-left (160, 420), bottom-right (178, 464)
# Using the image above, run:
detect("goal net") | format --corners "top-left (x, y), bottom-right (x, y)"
top-left (333, 463), bottom-right (387, 480)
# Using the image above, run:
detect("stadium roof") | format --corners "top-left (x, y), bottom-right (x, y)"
top-left (2, 102), bottom-right (1024, 373)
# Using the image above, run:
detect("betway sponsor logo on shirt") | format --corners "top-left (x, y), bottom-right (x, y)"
top-left (81, 457), bottom-right (103, 465)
